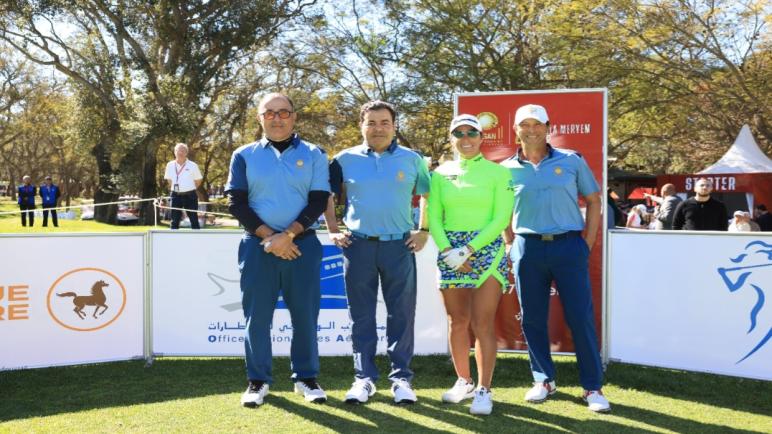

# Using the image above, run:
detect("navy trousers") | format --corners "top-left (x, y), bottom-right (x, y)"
top-left (510, 232), bottom-right (603, 390)
top-left (343, 235), bottom-right (416, 382)
top-left (238, 233), bottom-right (322, 383)
top-left (20, 204), bottom-right (34, 226)
top-left (42, 206), bottom-right (58, 227)
top-left (170, 191), bottom-right (200, 229)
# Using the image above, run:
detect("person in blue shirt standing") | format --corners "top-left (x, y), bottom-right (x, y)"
top-left (502, 104), bottom-right (610, 413)
top-left (225, 92), bottom-right (331, 408)
top-left (328, 100), bottom-right (431, 405)
top-left (18, 175), bottom-right (36, 227)
top-left (39, 176), bottom-right (61, 227)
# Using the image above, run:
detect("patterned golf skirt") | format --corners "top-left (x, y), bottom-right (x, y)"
top-left (437, 230), bottom-right (508, 290)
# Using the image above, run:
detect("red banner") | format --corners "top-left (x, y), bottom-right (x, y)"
top-left (456, 90), bottom-right (607, 353)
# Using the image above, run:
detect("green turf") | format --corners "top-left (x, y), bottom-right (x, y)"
top-left (1, 354), bottom-right (770, 433)
top-left (0, 198), bottom-right (234, 233)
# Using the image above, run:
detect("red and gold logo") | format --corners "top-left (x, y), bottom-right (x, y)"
top-left (46, 268), bottom-right (127, 332)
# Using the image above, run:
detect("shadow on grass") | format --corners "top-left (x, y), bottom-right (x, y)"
top-left (1, 354), bottom-right (770, 433)
top-left (604, 362), bottom-right (772, 417)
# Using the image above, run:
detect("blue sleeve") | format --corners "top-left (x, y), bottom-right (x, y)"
top-left (310, 149), bottom-right (330, 192)
top-left (329, 158), bottom-right (343, 196)
top-left (414, 155), bottom-right (431, 195)
top-left (225, 151), bottom-right (248, 192)
top-left (575, 155), bottom-right (599, 197)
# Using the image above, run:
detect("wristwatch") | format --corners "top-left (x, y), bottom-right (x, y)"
top-left (284, 230), bottom-right (296, 239)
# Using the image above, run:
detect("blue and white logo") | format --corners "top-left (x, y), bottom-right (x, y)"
top-left (276, 245), bottom-right (347, 309)
top-left (717, 240), bottom-right (772, 363)
top-left (208, 245), bottom-right (347, 311)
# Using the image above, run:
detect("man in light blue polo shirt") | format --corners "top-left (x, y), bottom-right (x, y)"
top-left (327, 100), bottom-right (431, 404)
top-left (225, 92), bottom-right (331, 408)
top-left (501, 104), bottom-right (610, 413)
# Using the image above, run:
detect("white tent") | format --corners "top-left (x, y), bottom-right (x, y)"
top-left (698, 125), bottom-right (772, 174)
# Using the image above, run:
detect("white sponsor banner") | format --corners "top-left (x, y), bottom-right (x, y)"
top-left (608, 231), bottom-right (772, 380)
top-left (151, 231), bottom-right (446, 356)
top-left (0, 234), bottom-right (145, 370)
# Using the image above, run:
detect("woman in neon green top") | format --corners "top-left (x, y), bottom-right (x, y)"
top-left (428, 114), bottom-right (514, 415)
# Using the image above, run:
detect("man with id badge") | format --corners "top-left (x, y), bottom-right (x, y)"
top-left (164, 142), bottom-right (203, 229)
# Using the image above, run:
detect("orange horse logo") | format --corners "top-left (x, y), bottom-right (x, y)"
top-left (47, 268), bottom-right (127, 332)
top-left (56, 280), bottom-right (110, 320)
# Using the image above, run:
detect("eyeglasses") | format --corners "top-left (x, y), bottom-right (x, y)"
top-left (451, 130), bottom-right (480, 138)
top-left (260, 109), bottom-right (293, 120)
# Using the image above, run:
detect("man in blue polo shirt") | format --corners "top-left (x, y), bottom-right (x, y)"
top-left (225, 92), bottom-right (331, 408)
top-left (328, 100), bottom-right (431, 404)
top-left (502, 104), bottom-right (609, 412)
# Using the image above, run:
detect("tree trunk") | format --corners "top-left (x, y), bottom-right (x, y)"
top-left (93, 119), bottom-right (120, 224)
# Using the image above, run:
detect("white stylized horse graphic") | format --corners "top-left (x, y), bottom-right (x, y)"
top-left (717, 240), bottom-right (772, 363)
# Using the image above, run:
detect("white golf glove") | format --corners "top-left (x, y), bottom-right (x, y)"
top-left (441, 245), bottom-right (473, 270)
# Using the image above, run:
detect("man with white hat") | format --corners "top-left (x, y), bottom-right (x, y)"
top-left (501, 104), bottom-right (609, 412)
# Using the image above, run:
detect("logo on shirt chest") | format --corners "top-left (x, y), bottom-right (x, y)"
top-left (397, 170), bottom-right (405, 181)
top-left (554, 167), bottom-right (563, 175)
top-left (296, 159), bottom-right (304, 168)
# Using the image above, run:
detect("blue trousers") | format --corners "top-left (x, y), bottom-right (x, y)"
top-left (510, 232), bottom-right (603, 390)
top-left (343, 236), bottom-right (416, 382)
top-left (238, 233), bottom-right (322, 383)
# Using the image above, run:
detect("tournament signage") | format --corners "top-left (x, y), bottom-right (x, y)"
top-left (455, 89), bottom-right (607, 353)
top-left (0, 234), bottom-right (145, 370)
top-left (150, 231), bottom-right (447, 357)
top-left (608, 231), bottom-right (771, 380)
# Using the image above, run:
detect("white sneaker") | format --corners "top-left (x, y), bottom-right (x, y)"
top-left (391, 378), bottom-right (417, 404)
top-left (345, 377), bottom-right (377, 404)
top-left (441, 378), bottom-right (475, 403)
top-left (241, 381), bottom-right (269, 407)
top-left (583, 390), bottom-right (611, 412)
top-left (524, 380), bottom-right (557, 403)
top-left (293, 378), bottom-right (327, 403)
top-left (469, 387), bottom-right (493, 415)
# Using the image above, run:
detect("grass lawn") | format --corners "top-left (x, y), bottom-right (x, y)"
top-left (1, 354), bottom-right (770, 433)
top-left (0, 198), bottom-right (235, 233)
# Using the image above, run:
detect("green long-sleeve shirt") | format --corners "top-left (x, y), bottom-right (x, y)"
top-left (428, 154), bottom-right (515, 251)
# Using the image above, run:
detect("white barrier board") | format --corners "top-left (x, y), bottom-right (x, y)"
top-left (608, 231), bottom-right (772, 380)
top-left (151, 231), bottom-right (447, 356)
top-left (0, 234), bottom-right (145, 370)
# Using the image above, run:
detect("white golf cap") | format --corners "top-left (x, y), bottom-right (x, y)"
top-left (450, 114), bottom-right (483, 132)
top-left (515, 104), bottom-right (549, 125)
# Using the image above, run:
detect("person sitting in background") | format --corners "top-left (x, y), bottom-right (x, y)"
top-left (728, 211), bottom-right (760, 232)
top-left (625, 204), bottom-right (648, 229)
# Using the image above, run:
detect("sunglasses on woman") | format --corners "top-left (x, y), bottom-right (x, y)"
top-left (451, 130), bottom-right (480, 138)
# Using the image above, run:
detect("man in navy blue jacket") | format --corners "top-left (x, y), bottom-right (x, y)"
top-left (39, 176), bottom-right (61, 227)
top-left (18, 175), bottom-right (36, 227)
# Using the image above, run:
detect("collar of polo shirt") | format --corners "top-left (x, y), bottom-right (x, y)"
top-left (517, 143), bottom-right (555, 163)
top-left (366, 138), bottom-right (398, 154)
top-left (259, 133), bottom-right (300, 149)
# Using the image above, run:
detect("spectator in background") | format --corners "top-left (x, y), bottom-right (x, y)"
top-left (607, 189), bottom-right (623, 228)
top-left (625, 204), bottom-right (648, 229)
top-left (728, 211), bottom-right (760, 232)
top-left (18, 175), bottom-right (36, 227)
top-left (39, 175), bottom-right (61, 227)
top-left (672, 177), bottom-right (728, 231)
top-left (754, 204), bottom-right (772, 232)
top-left (647, 183), bottom-right (682, 230)
top-left (164, 142), bottom-right (203, 229)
